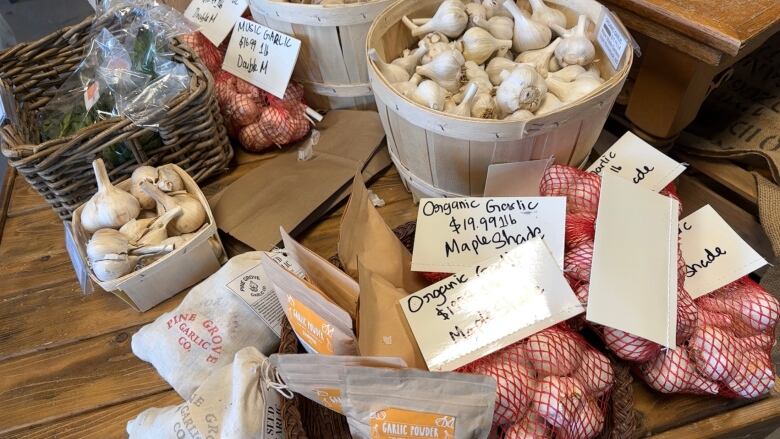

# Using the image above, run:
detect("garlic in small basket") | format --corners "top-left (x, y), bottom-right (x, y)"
top-left (81, 159), bottom-right (141, 234)
top-left (130, 166), bottom-right (157, 210)
top-left (140, 181), bottom-right (206, 235)
top-left (87, 229), bottom-right (173, 281)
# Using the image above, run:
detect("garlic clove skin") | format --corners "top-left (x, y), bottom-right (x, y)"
top-left (130, 166), bottom-right (158, 210)
top-left (475, 15), bottom-right (514, 41)
top-left (548, 64), bottom-right (586, 82)
top-left (496, 64), bottom-right (547, 116)
top-left (514, 37), bottom-right (560, 77)
top-left (461, 27), bottom-right (512, 65)
top-left (546, 75), bottom-right (601, 103)
top-left (391, 46), bottom-right (428, 75)
top-left (535, 92), bottom-right (564, 114)
top-left (368, 49), bottom-right (410, 83)
top-left (156, 165), bottom-right (184, 193)
top-left (401, 0), bottom-right (468, 38)
top-left (528, 0), bottom-right (566, 29)
top-left (411, 80), bottom-right (448, 111)
top-left (502, 0), bottom-right (551, 52)
top-left (551, 15), bottom-right (596, 67)
top-left (140, 181), bottom-right (207, 235)
top-left (486, 57), bottom-right (518, 85)
top-left (119, 217), bottom-right (157, 243)
top-left (92, 256), bottom-right (138, 282)
top-left (81, 159), bottom-right (141, 234)
top-left (504, 109), bottom-right (535, 120)
top-left (415, 50), bottom-right (465, 92)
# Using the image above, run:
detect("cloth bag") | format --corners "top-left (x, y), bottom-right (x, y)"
top-left (127, 346), bottom-right (284, 438)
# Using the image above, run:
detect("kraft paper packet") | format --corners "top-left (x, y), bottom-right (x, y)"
top-left (127, 347), bottom-right (283, 439)
top-left (358, 261), bottom-right (427, 369)
top-left (281, 226), bottom-right (360, 319)
top-left (342, 367), bottom-right (496, 439)
top-left (213, 110), bottom-right (390, 251)
top-left (270, 354), bottom-right (407, 414)
top-left (261, 252), bottom-right (358, 355)
top-left (339, 174), bottom-right (428, 292)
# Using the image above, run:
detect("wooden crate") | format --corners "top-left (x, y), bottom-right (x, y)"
top-left (250, 0), bottom-right (392, 111)
top-left (367, 0), bottom-right (633, 198)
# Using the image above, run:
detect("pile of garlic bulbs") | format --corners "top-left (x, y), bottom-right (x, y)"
top-left (80, 159), bottom-right (208, 282)
top-left (275, 0), bottom-right (380, 5)
top-left (371, 0), bottom-right (606, 120)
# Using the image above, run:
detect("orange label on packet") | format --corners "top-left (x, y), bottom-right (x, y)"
top-left (286, 296), bottom-right (335, 354)
top-left (369, 408), bottom-right (456, 439)
top-left (314, 387), bottom-right (344, 414)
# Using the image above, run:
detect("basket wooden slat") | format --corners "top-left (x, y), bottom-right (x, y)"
top-left (0, 13), bottom-right (233, 220)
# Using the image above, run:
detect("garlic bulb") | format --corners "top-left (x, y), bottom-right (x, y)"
top-left (546, 75), bottom-right (601, 103)
top-left (81, 159), bottom-right (141, 234)
top-left (87, 229), bottom-right (133, 262)
top-left (550, 15), bottom-right (595, 67)
top-left (140, 181), bottom-right (207, 234)
top-left (471, 93), bottom-right (497, 118)
top-left (461, 27), bottom-right (512, 64)
top-left (463, 60), bottom-right (490, 83)
top-left (502, 0), bottom-right (551, 52)
top-left (392, 47), bottom-right (428, 74)
top-left (482, 0), bottom-right (512, 19)
top-left (412, 80), bottom-right (448, 111)
top-left (401, 1), bottom-right (468, 38)
top-left (394, 73), bottom-right (424, 98)
top-left (135, 206), bottom-right (183, 246)
top-left (475, 16), bottom-right (514, 40)
top-left (119, 217), bottom-right (156, 242)
top-left (130, 166), bottom-right (157, 210)
top-left (536, 92), bottom-right (563, 114)
top-left (504, 109), bottom-right (534, 120)
top-left (446, 82), bottom-right (479, 116)
top-left (579, 64), bottom-right (604, 83)
top-left (528, 0), bottom-right (566, 28)
top-left (496, 65), bottom-right (547, 116)
top-left (368, 49), bottom-right (410, 83)
top-left (86, 229), bottom-right (173, 281)
top-left (138, 209), bottom-right (158, 219)
top-left (514, 38), bottom-right (560, 77)
top-left (160, 232), bottom-right (196, 250)
top-left (465, 2), bottom-right (487, 27)
top-left (416, 50), bottom-right (465, 92)
top-left (548, 64), bottom-right (586, 82)
top-left (156, 165), bottom-right (184, 192)
top-left (486, 57), bottom-right (518, 85)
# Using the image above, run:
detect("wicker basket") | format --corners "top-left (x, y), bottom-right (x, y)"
top-left (278, 221), bottom-right (638, 439)
top-left (0, 14), bottom-right (233, 220)
top-left (367, 0), bottom-right (632, 198)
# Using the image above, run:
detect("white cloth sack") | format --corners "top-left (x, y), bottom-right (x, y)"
top-left (127, 346), bottom-right (284, 439)
top-left (132, 252), bottom-right (286, 398)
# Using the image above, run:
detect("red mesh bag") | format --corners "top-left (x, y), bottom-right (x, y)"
top-left (178, 32), bottom-right (224, 75)
top-left (459, 325), bottom-right (613, 439)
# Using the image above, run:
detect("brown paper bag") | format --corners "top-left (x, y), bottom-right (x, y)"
top-left (358, 261), bottom-right (428, 369)
top-left (281, 227), bottom-right (359, 319)
top-left (339, 174), bottom-right (428, 293)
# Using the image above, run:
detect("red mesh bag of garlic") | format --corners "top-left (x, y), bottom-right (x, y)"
top-left (541, 164), bottom-right (779, 399)
top-left (459, 325), bottom-right (614, 439)
top-left (178, 32), bottom-right (224, 76)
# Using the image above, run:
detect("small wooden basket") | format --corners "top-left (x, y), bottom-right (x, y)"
top-left (367, 0), bottom-right (633, 198)
top-left (249, 0), bottom-right (393, 110)
top-left (0, 14), bottom-right (233, 220)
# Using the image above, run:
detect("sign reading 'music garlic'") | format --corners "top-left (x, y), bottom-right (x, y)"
top-left (411, 197), bottom-right (566, 273)
top-left (401, 238), bottom-right (584, 371)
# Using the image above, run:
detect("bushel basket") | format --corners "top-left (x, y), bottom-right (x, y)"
top-left (0, 14), bottom-right (233, 220)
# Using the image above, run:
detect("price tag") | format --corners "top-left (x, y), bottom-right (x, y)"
top-left (184, 0), bottom-right (249, 46)
top-left (587, 132), bottom-right (686, 192)
top-left (586, 174), bottom-right (679, 348)
top-left (482, 158), bottom-right (552, 197)
top-left (226, 250), bottom-right (305, 337)
top-left (680, 205), bottom-right (768, 298)
top-left (222, 18), bottom-right (301, 98)
top-left (401, 238), bottom-right (584, 371)
top-left (411, 197), bottom-right (566, 273)
top-left (596, 9), bottom-right (628, 70)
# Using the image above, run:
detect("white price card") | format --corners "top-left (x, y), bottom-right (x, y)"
top-left (401, 238), bottom-right (584, 371)
top-left (680, 205), bottom-right (768, 298)
top-left (226, 250), bottom-right (306, 337)
top-left (596, 9), bottom-right (628, 70)
top-left (587, 132), bottom-right (686, 192)
top-left (411, 197), bottom-right (566, 273)
top-left (222, 18), bottom-right (301, 98)
top-left (587, 174), bottom-right (679, 348)
top-left (184, 0), bottom-right (249, 46)
top-left (483, 158), bottom-right (552, 197)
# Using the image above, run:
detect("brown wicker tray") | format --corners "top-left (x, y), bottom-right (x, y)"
top-left (0, 13), bottom-right (232, 220)
top-left (277, 221), bottom-right (638, 439)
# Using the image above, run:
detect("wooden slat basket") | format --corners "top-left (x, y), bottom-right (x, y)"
top-left (249, 0), bottom-right (393, 110)
top-left (0, 13), bottom-right (233, 220)
top-left (367, 0), bottom-right (633, 199)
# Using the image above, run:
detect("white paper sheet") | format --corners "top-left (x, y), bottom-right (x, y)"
top-left (483, 158), bottom-right (552, 197)
top-left (185, 0), bottom-right (249, 46)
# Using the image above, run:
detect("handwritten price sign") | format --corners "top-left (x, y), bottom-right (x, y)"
top-left (185, 0), bottom-right (249, 46)
top-left (222, 18), bottom-right (301, 98)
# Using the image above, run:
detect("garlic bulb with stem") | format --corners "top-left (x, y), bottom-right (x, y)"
top-left (416, 49), bottom-right (465, 92)
top-left (504, 109), bottom-right (534, 121)
top-left (86, 228), bottom-right (173, 281)
top-left (446, 82), bottom-right (479, 116)
top-left (486, 57), bottom-right (518, 85)
top-left (548, 64), bottom-right (586, 82)
top-left (535, 92), bottom-right (563, 114)
top-left (550, 15), bottom-right (595, 67)
top-left (140, 181), bottom-right (206, 234)
top-left (393, 73), bottom-right (424, 98)
top-left (502, 0), bottom-right (551, 52)
top-left (391, 46), bottom-right (428, 74)
top-left (546, 75), bottom-right (601, 103)
top-left (496, 64), bottom-right (547, 116)
top-left (465, 2), bottom-right (487, 27)
top-left (475, 15), bottom-right (513, 40)
top-left (368, 49), bottom-right (410, 83)
top-left (119, 217), bottom-right (156, 243)
top-left (461, 27), bottom-right (512, 64)
top-left (130, 166), bottom-right (157, 210)
top-left (401, 0), bottom-right (468, 38)
top-left (411, 80), bottom-right (448, 111)
top-left (514, 37), bottom-right (560, 77)
top-left (471, 92), bottom-right (497, 118)
top-left (81, 159), bottom-right (141, 234)
top-left (135, 206), bottom-right (183, 246)
top-left (528, 0), bottom-right (566, 28)
top-left (156, 165), bottom-right (184, 192)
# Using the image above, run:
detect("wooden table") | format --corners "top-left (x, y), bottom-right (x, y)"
top-left (601, 0), bottom-right (780, 143)
top-left (0, 154), bottom-right (779, 438)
